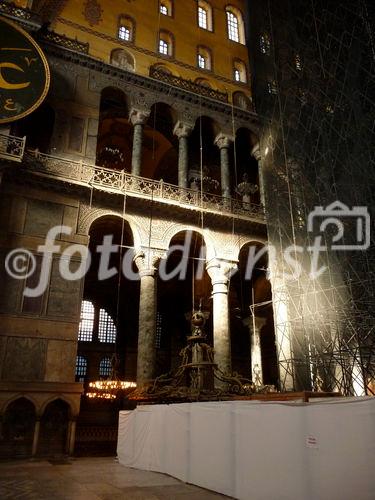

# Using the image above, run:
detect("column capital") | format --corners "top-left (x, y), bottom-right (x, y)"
top-left (251, 144), bottom-right (261, 162)
top-left (129, 108), bottom-right (150, 126)
top-left (173, 121), bottom-right (193, 139)
top-left (133, 248), bottom-right (166, 276)
top-left (214, 133), bottom-right (234, 150)
top-left (206, 258), bottom-right (237, 286)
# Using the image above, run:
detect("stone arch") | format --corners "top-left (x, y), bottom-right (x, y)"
top-left (150, 62), bottom-right (179, 77)
top-left (163, 224), bottom-right (216, 261)
top-left (110, 48), bottom-right (135, 72)
top-left (236, 236), bottom-right (268, 261)
top-left (39, 395), bottom-right (75, 418)
top-left (79, 208), bottom-right (142, 248)
top-left (1, 397), bottom-right (36, 458)
top-left (233, 91), bottom-right (252, 111)
top-left (2, 394), bottom-right (38, 416)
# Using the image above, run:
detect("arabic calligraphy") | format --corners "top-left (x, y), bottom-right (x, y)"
top-left (0, 16), bottom-right (50, 124)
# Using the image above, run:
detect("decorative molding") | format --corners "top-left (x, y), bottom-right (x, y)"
top-left (82, 0), bottom-right (103, 27)
top-left (43, 44), bottom-right (259, 134)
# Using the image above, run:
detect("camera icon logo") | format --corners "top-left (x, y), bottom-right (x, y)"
top-left (307, 201), bottom-right (370, 251)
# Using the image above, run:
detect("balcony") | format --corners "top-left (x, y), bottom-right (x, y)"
top-left (0, 134), bottom-right (26, 163)
top-left (0, 135), bottom-right (265, 223)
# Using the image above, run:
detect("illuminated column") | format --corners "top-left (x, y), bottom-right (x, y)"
top-left (129, 108), bottom-right (150, 177)
top-left (206, 259), bottom-right (237, 382)
top-left (174, 121), bottom-right (192, 188)
top-left (249, 316), bottom-right (267, 386)
top-left (31, 418), bottom-right (40, 456)
top-left (214, 133), bottom-right (233, 199)
top-left (272, 275), bottom-right (295, 391)
top-left (134, 250), bottom-right (161, 385)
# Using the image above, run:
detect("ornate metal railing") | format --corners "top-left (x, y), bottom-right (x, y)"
top-left (0, 134), bottom-right (26, 162)
top-left (0, 1), bottom-right (41, 25)
top-left (18, 148), bottom-right (264, 221)
top-left (149, 67), bottom-right (229, 103)
top-left (38, 30), bottom-right (89, 54)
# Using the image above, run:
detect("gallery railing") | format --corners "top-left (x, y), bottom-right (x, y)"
top-left (0, 134), bottom-right (26, 162)
top-left (0, 139), bottom-right (264, 221)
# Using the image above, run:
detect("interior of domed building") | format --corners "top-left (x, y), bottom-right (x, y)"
top-left (0, 0), bottom-right (374, 498)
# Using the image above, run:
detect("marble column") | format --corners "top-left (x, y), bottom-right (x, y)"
top-left (249, 316), bottom-right (267, 386)
top-left (134, 250), bottom-right (161, 386)
top-left (67, 419), bottom-right (77, 455)
top-left (214, 133), bottom-right (233, 199)
top-left (251, 144), bottom-right (265, 206)
top-left (32, 418), bottom-right (40, 457)
top-left (173, 121), bottom-right (192, 188)
top-left (129, 108), bottom-right (150, 177)
top-left (206, 259), bottom-right (237, 382)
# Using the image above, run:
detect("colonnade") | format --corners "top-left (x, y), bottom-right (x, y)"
top-left (127, 107), bottom-right (261, 199)
top-left (133, 249), bottom-right (265, 387)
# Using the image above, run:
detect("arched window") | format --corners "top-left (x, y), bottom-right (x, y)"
top-left (159, 30), bottom-right (174, 56)
top-left (99, 357), bottom-right (112, 377)
top-left (98, 308), bottom-right (117, 343)
top-left (226, 6), bottom-right (245, 44)
top-left (76, 356), bottom-right (88, 381)
top-left (78, 300), bottom-right (95, 341)
top-left (110, 49), bottom-right (135, 72)
top-left (78, 301), bottom-right (117, 343)
top-left (118, 15), bottom-right (135, 42)
top-left (197, 46), bottom-right (212, 70)
top-left (160, 0), bottom-right (172, 16)
top-left (233, 60), bottom-right (247, 82)
top-left (198, 1), bottom-right (213, 31)
top-left (260, 32), bottom-right (271, 55)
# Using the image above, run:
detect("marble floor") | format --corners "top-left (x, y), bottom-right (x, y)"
top-left (0, 457), bottom-right (232, 499)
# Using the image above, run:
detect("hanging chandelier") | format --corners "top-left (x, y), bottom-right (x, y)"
top-left (86, 354), bottom-right (137, 400)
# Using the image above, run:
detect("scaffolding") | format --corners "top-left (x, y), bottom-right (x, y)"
top-left (250, 0), bottom-right (375, 395)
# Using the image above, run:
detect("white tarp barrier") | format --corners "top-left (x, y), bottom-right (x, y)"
top-left (117, 398), bottom-right (375, 500)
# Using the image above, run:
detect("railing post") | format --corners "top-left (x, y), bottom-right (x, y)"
top-left (21, 136), bottom-right (26, 158)
top-left (159, 179), bottom-right (163, 198)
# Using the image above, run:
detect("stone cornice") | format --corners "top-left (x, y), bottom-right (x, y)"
top-left (41, 42), bottom-right (259, 131)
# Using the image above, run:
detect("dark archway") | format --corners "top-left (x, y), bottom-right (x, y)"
top-left (143, 102), bottom-right (178, 183)
top-left (1, 398), bottom-right (36, 458)
top-left (38, 399), bottom-right (70, 456)
top-left (12, 103), bottom-right (55, 153)
top-left (157, 230), bottom-right (212, 375)
top-left (233, 128), bottom-right (260, 205)
top-left (188, 116), bottom-right (221, 193)
top-left (96, 87), bottom-right (131, 171)
top-left (229, 242), bottom-right (278, 385)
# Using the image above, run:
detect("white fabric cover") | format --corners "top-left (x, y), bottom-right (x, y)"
top-left (117, 398), bottom-right (375, 500)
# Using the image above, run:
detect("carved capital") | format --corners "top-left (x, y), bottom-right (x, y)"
top-left (206, 258), bottom-right (237, 286)
top-left (129, 108), bottom-right (150, 126)
top-left (214, 133), bottom-right (234, 150)
top-left (251, 144), bottom-right (261, 162)
top-left (133, 248), bottom-right (166, 276)
top-left (173, 121), bottom-right (193, 139)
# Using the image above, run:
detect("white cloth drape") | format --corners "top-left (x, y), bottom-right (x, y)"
top-left (117, 398), bottom-right (375, 500)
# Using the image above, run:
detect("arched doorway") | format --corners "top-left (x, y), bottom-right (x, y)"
top-left (230, 242), bottom-right (278, 385)
top-left (143, 102), bottom-right (178, 183)
top-left (188, 116), bottom-right (221, 193)
top-left (96, 87), bottom-right (131, 171)
top-left (157, 230), bottom-right (212, 374)
top-left (38, 399), bottom-right (70, 456)
top-left (234, 128), bottom-right (260, 205)
top-left (1, 398), bottom-right (36, 458)
top-left (75, 215), bottom-right (138, 455)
